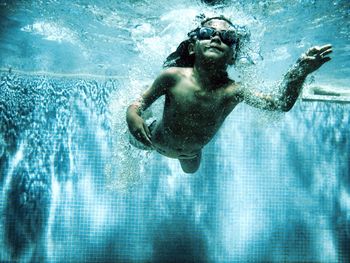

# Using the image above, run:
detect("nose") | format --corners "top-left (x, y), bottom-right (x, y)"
top-left (210, 32), bottom-right (222, 43)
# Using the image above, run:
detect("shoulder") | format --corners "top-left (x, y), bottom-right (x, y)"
top-left (224, 80), bottom-right (244, 101)
top-left (161, 67), bottom-right (191, 79)
top-left (149, 67), bottom-right (191, 94)
top-left (156, 67), bottom-right (192, 86)
top-left (151, 67), bottom-right (180, 88)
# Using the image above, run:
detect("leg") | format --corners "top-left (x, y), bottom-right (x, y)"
top-left (179, 151), bottom-right (201, 174)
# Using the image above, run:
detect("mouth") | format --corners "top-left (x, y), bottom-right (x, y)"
top-left (207, 46), bottom-right (223, 52)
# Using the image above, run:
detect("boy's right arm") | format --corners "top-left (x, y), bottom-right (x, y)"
top-left (126, 68), bottom-right (178, 147)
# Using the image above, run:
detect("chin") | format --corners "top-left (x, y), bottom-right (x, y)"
top-left (203, 54), bottom-right (227, 64)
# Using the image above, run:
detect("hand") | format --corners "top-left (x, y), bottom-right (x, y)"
top-left (297, 44), bottom-right (332, 75)
top-left (128, 116), bottom-right (153, 147)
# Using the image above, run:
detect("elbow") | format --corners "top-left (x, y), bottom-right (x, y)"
top-left (126, 104), bottom-right (140, 123)
top-left (280, 105), bottom-right (292, 112)
top-left (279, 102), bottom-right (294, 112)
top-left (127, 103), bottom-right (142, 114)
top-left (126, 104), bottom-right (135, 113)
top-left (274, 99), bottom-right (293, 112)
top-left (126, 105), bottom-right (134, 118)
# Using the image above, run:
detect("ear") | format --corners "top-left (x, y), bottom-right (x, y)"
top-left (227, 53), bottom-right (235, 65)
top-left (188, 42), bottom-right (195, 56)
top-left (228, 56), bottom-right (234, 65)
top-left (227, 49), bottom-right (237, 65)
top-left (228, 42), bottom-right (240, 66)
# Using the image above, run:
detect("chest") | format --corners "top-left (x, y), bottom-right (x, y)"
top-left (168, 81), bottom-right (228, 115)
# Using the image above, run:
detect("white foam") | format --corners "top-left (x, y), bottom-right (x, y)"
top-left (21, 21), bottom-right (77, 44)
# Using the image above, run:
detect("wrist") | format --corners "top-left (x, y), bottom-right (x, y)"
top-left (290, 62), bottom-right (308, 81)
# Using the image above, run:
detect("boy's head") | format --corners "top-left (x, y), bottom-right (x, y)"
top-left (164, 16), bottom-right (243, 68)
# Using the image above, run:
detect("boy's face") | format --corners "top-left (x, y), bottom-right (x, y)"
top-left (191, 19), bottom-right (235, 66)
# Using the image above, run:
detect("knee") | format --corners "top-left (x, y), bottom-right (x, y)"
top-left (179, 159), bottom-right (200, 174)
top-left (182, 166), bottom-right (199, 174)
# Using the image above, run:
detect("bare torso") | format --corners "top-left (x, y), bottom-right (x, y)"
top-left (150, 67), bottom-right (242, 159)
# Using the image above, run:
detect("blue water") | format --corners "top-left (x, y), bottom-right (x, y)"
top-left (0, 0), bottom-right (349, 262)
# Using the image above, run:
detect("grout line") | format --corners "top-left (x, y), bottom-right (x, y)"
top-left (302, 95), bottom-right (350, 103)
top-left (2, 68), bottom-right (350, 103)
top-left (0, 68), bottom-right (128, 79)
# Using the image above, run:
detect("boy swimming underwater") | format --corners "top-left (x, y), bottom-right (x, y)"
top-left (126, 16), bottom-right (332, 173)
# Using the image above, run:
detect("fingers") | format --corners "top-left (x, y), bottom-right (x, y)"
top-left (320, 55), bottom-right (332, 64)
top-left (143, 123), bottom-right (152, 141)
top-left (135, 125), bottom-right (152, 147)
top-left (307, 44), bottom-right (332, 57)
top-left (298, 44), bottom-right (333, 75)
top-left (306, 46), bottom-right (319, 56)
top-left (135, 133), bottom-right (152, 147)
top-left (137, 132), bottom-right (152, 147)
top-left (319, 45), bottom-right (332, 61)
top-left (320, 48), bottom-right (332, 58)
top-left (319, 44), bottom-right (332, 53)
top-left (305, 44), bottom-right (333, 66)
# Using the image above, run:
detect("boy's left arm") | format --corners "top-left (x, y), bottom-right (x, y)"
top-left (244, 44), bottom-right (332, 112)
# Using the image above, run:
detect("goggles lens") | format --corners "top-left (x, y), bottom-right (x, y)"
top-left (196, 27), bottom-right (237, 46)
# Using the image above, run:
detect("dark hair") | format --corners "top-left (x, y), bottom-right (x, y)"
top-left (200, 16), bottom-right (234, 27)
top-left (163, 16), bottom-right (243, 68)
top-left (163, 39), bottom-right (195, 68)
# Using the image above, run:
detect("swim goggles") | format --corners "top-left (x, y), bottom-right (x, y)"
top-left (188, 27), bottom-right (238, 47)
